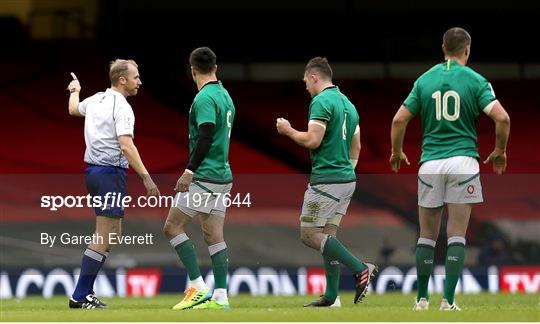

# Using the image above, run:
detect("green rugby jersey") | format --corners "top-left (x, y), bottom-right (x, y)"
top-left (189, 81), bottom-right (234, 183)
top-left (308, 86), bottom-right (359, 185)
top-left (404, 60), bottom-right (497, 163)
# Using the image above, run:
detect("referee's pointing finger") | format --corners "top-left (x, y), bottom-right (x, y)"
top-left (70, 72), bottom-right (78, 80)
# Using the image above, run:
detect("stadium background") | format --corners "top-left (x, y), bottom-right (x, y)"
top-left (0, 0), bottom-right (539, 299)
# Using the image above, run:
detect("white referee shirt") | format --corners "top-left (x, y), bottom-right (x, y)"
top-left (78, 88), bottom-right (135, 168)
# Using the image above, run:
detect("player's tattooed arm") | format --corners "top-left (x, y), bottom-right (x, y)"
top-left (276, 117), bottom-right (326, 150)
top-left (389, 105), bottom-right (413, 172)
top-left (67, 72), bottom-right (84, 117)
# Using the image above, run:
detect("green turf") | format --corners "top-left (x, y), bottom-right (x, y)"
top-left (1, 293), bottom-right (538, 322)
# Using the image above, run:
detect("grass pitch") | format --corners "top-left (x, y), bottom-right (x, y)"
top-left (1, 292), bottom-right (538, 322)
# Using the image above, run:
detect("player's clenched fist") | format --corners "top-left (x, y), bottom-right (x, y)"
top-left (276, 117), bottom-right (292, 136)
top-left (67, 72), bottom-right (81, 93)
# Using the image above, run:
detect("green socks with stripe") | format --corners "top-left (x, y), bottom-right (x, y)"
top-left (170, 233), bottom-right (202, 280)
top-left (416, 238), bottom-right (436, 301)
top-left (444, 236), bottom-right (466, 305)
top-left (322, 235), bottom-right (366, 274)
top-left (323, 254), bottom-right (340, 302)
top-left (209, 242), bottom-right (229, 289)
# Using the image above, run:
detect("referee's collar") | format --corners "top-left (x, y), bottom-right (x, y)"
top-left (106, 88), bottom-right (124, 97)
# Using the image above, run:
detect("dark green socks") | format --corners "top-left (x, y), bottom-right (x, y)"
top-left (444, 236), bottom-right (466, 305)
top-left (323, 254), bottom-right (340, 302)
top-left (170, 233), bottom-right (202, 280)
top-left (416, 238), bottom-right (436, 301)
top-left (322, 235), bottom-right (366, 274)
top-left (209, 242), bottom-right (229, 289)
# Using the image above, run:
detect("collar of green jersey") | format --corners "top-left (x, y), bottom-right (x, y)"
top-left (322, 85), bottom-right (338, 92)
top-left (444, 59), bottom-right (459, 70)
top-left (200, 80), bottom-right (220, 90)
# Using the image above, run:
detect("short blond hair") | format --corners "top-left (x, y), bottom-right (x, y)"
top-left (109, 59), bottom-right (138, 85)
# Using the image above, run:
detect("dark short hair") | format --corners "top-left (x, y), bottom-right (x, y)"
top-left (443, 27), bottom-right (471, 56)
top-left (305, 57), bottom-right (332, 81)
top-left (189, 47), bottom-right (217, 74)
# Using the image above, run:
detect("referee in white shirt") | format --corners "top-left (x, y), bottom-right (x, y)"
top-left (66, 59), bottom-right (160, 309)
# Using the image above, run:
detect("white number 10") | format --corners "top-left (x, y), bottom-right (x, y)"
top-left (432, 90), bottom-right (460, 121)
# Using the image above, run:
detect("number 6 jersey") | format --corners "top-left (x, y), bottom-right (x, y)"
top-left (308, 86), bottom-right (360, 185)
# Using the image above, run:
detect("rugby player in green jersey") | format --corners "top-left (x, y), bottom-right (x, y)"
top-left (163, 47), bottom-right (235, 310)
top-left (277, 57), bottom-right (378, 307)
top-left (390, 27), bottom-right (510, 311)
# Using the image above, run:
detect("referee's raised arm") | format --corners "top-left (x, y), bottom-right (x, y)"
top-left (67, 72), bottom-right (84, 117)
